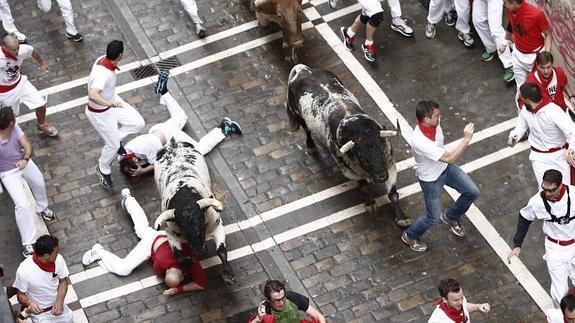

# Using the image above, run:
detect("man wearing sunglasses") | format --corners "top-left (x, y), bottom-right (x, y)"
top-left (547, 292), bottom-right (575, 323)
top-left (508, 169), bottom-right (575, 305)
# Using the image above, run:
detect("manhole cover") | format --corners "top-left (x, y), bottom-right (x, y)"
top-left (130, 56), bottom-right (181, 80)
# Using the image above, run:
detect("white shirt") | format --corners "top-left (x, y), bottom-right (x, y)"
top-left (428, 297), bottom-right (470, 323)
top-left (123, 133), bottom-right (163, 165)
top-left (511, 102), bottom-right (575, 151)
top-left (12, 254), bottom-right (69, 309)
top-left (546, 308), bottom-right (564, 323)
top-left (411, 124), bottom-right (448, 182)
top-left (0, 44), bottom-right (33, 86)
top-left (520, 185), bottom-right (575, 241)
top-left (87, 55), bottom-right (117, 110)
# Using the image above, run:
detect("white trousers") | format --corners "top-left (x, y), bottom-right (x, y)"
top-left (512, 47), bottom-right (537, 91)
top-left (31, 304), bottom-right (73, 323)
top-left (96, 195), bottom-right (164, 276)
top-left (427, 0), bottom-right (470, 33)
top-left (530, 150), bottom-right (572, 189)
top-left (0, 0), bottom-right (21, 34)
top-left (85, 96), bottom-right (145, 174)
top-left (0, 77), bottom-right (47, 116)
top-left (386, 0), bottom-right (402, 19)
top-left (54, 0), bottom-right (78, 35)
top-left (545, 238), bottom-right (575, 305)
top-left (0, 161), bottom-right (49, 246)
top-left (179, 0), bottom-right (202, 24)
top-left (472, 0), bottom-right (512, 68)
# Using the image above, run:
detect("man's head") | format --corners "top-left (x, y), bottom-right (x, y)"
top-left (0, 106), bottom-right (15, 130)
top-left (119, 154), bottom-right (139, 177)
top-left (263, 280), bottom-right (287, 312)
top-left (106, 40), bottom-right (124, 62)
top-left (542, 169), bottom-right (563, 200)
top-left (520, 82), bottom-right (543, 111)
top-left (416, 100), bottom-right (441, 127)
top-left (535, 51), bottom-right (554, 79)
top-left (561, 294), bottom-right (575, 323)
top-left (2, 34), bottom-right (19, 57)
top-left (34, 235), bottom-right (60, 263)
top-left (438, 278), bottom-right (464, 311)
top-left (503, 0), bottom-right (522, 12)
top-left (165, 267), bottom-right (183, 288)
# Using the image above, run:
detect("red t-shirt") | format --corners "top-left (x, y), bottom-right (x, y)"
top-left (150, 236), bottom-right (207, 288)
top-left (507, 2), bottom-right (549, 53)
top-left (525, 66), bottom-right (569, 110)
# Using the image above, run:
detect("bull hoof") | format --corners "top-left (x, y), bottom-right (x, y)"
top-left (365, 202), bottom-right (377, 213)
top-left (222, 273), bottom-right (237, 285)
top-left (395, 216), bottom-right (412, 228)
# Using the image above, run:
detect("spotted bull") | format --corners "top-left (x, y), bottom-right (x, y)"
top-left (250, 0), bottom-right (303, 63)
top-left (153, 139), bottom-right (235, 284)
top-left (286, 64), bottom-right (410, 227)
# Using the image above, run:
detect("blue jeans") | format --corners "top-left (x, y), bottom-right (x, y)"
top-left (405, 164), bottom-right (480, 240)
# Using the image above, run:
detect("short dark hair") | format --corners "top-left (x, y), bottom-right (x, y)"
top-left (438, 278), bottom-right (461, 298)
top-left (561, 293), bottom-right (575, 315)
top-left (543, 169), bottom-right (563, 186)
top-left (0, 106), bottom-right (14, 130)
top-left (263, 280), bottom-right (285, 300)
top-left (520, 82), bottom-right (542, 103)
top-left (119, 157), bottom-right (138, 176)
top-left (507, 0), bottom-right (522, 4)
top-left (34, 235), bottom-right (59, 257)
top-left (106, 40), bottom-right (124, 60)
top-left (536, 51), bottom-right (554, 66)
top-left (416, 100), bottom-right (439, 122)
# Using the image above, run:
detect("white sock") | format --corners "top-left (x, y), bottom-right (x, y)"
top-left (392, 17), bottom-right (402, 25)
top-left (364, 39), bottom-right (373, 46)
top-left (346, 28), bottom-right (356, 38)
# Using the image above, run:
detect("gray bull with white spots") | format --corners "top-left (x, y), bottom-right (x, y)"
top-left (286, 64), bottom-right (410, 227)
top-left (153, 139), bottom-right (235, 284)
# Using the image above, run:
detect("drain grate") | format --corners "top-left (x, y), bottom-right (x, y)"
top-left (130, 56), bottom-right (181, 80)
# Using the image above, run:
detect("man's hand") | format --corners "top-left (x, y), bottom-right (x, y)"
top-left (463, 123), bottom-right (474, 140)
top-left (40, 63), bottom-right (49, 73)
top-left (507, 247), bottom-right (521, 264)
top-left (478, 303), bottom-right (490, 313)
top-left (508, 134), bottom-right (518, 147)
top-left (51, 301), bottom-right (64, 315)
top-left (499, 40), bottom-right (510, 53)
top-left (129, 165), bottom-right (145, 177)
top-left (163, 288), bottom-right (178, 296)
top-left (109, 101), bottom-right (123, 108)
top-left (16, 159), bottom-right (28, 170)
top-left (27, 301), bottom-right (42, 315)
top-left (563, 149), bottom-right (575, 167)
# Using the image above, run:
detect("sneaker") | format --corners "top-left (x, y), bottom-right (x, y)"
top-left (328, 0), bottom-right (337, 9)
top-left (457, 32), bottom-right (474, 47)
top-left (36, 123), bottom-right (58, 137)
top-left (441, 213), bottom-right (466, 237)
top-left (96, 165), bottom-right (113, 191)
top-left (66, 32), bottom-right (84, 42)
top-left (401, 232), bottom-right (428, 252)
top-left (121, 188), bottom-right (131, 210)
top-left (82, 244), bottom-right (103, 266)
top-left (195, 24), bottom-right (206, 39)
top-left (219, 117), bottom-right (242, 135)
top-left (444, 9), bottom-right (457, 27)
top-left (481, 51), bottom-right (495, 62)
top-left (361, 43), bottom-right (376, 62)
top-left (391, 19), bottom-right (414, 37)
top-left (425, 23), bottom-right (436, 39)
top-left (22, 245), bottom-right (34, 258)
top-left (13, 31), bottom-right (27, 44)
top-left (155, 70), bottom-right (169, 95)
top-left (38, 208), bottom-right (56, 221)
top-left (340, 27), bottom-right (354, 51)
top-left (503, 67), bottom-right (515, 83)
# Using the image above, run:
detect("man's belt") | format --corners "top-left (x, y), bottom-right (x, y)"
top-left (86, 104), bottom-right (110, 113)
top-left (547, 236), bottom-right (575, 246)
top-left (0, 77), bottom-right (21, 93)
top-left (531, 143), bottom-right (568, 153)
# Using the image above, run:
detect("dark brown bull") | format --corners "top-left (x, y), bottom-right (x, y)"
top-left (250, 0), bottom-right (303, 63)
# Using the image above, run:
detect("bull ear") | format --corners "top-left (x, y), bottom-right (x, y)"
top-left (339, 140), bottom-right (355, 155)
top-left (154, 209), bottom-right (175, 230)
top-left (197, 198), bottom-right (224, 211)
top-left (380, 120), bottom-right (402, 137)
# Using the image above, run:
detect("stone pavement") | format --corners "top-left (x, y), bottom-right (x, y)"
top-left (0, 0), bottom-right (558, 321)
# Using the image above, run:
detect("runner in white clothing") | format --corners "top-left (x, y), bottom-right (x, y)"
top-left (36, 0), bottom-right (83, 41)
top-left (178, 0), bottom-right (206, 38)
top-left (118, 71), bottom-right (242, 179)
top-left (508, 169), bottom-right (575, 305)
top-left (0, 0), bottom-right (26, 43)
top-left (86, 40), bottom-right (145, 191)
top-left (508, 82), bottom-right (575, 188)
top-left (546, 293), bottom-right (575, 323)
top-left (428, 278), bottom-right (490, 323)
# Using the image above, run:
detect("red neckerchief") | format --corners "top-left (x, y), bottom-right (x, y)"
top-left (97, 57), bottom-right (119, 71)
top-left (547, 184), bottom-right (567, 202)
top-left (417, 121), bottom-right (437, 141)
top-left (528, 96), bottom-right (552, 113)
top-left (438, 302), bottom-right (468, 323)
top-left (32, 252), bottom-right (55, 273)
top-left (1, 46), bottom-right (17, 60)
top-left (121, 152), bottom-right (135, 162)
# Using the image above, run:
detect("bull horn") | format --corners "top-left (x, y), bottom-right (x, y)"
top-left (197, 198), bottom-right (224, 212)
top-left (154, 209), bottom-right (175, 230)
top-left (339, 140), bottom-right (355, 155)
top-left (379, 120), bottom-right (402, 137)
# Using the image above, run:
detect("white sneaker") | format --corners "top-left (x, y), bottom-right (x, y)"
top-left (82, 244), bottom-right (103, 266)
top-left (121, 188), bottom-right (131, 210)
top-left (22, 245), bottom-right (34, 257)
top-left (13, 31), bottom-right (27, 43)
top-left (38, 208), bottom-right (56, 221)
top-left (195, 23), bottom-right (206, 39)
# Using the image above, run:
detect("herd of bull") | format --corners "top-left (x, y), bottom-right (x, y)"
top-left (156, 63), bottom-right (406, 285)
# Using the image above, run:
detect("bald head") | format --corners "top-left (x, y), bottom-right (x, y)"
top-left (3, 34), bottom-right (19, 47)
top-left (165, 267), bottom-right (183, 288)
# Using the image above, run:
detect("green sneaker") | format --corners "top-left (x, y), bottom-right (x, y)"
top-left (481, 51), bottom-right (495, 62)
top-left (503, 67), bottom-right (515, 83)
